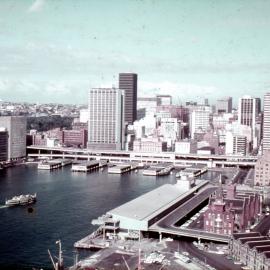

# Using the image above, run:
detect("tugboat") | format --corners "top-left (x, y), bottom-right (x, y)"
top-left (5, 193), bottom-right (37, 206)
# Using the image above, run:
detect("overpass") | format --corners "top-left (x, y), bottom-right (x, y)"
top-left (27, 145), bottom-right (257, 168)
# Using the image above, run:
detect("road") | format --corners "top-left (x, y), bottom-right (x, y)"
top-left (178, 241), bottom-right (242, 270)
top-left (156, 187), bottom-right (217, 229)
top-left (232, 169), bottom-right (249, 184)
top-left (150, 186), bottom-right (229, 242)
top-left (254, 215), bottom-right (270, 235)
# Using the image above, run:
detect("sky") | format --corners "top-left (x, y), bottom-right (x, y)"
top-left (0, 0), bottom-right (270, 105)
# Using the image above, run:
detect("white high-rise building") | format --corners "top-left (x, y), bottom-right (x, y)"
top-left (190, 108), bottom-right (210, 139)
top-left (238, 95), bottom-right (261, 148)
top-left (225, 132), bottom-right (247, 156)
top-left (87, 88), bottom-right (125, 150)
top-left (263, 93), bottom-right (270, 153)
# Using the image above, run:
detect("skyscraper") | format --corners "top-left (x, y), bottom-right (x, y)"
top-left (119, 73), bottom-right (137, 125)
top-left (87, 88), bottom-right (125, 150)
top-left (238, 95), bottom-right (261, 148)
top-left (0, 116), bottom-right (26, 160)
top-left (263, 92), bottom-right (270, 152)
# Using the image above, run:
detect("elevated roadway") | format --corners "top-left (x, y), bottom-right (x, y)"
top-left (149, 186), bottom-right (230, 243)
top-left (27, 145), bottom-right (257, 168)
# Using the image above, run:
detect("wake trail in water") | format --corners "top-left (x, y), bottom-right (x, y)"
top-left (0, 205), bottom-right (8, 209)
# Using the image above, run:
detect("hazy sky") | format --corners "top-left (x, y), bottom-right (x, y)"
top-left (0, 0), bottom-right (270, 105)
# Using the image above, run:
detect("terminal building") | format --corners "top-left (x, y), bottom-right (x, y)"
top-left (102, 179), bottom-right (208, 233)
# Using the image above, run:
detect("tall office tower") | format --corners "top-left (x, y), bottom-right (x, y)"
top-left (87, 88), bottom-right (125, 150)
top-left (216, 97), bottom-right (232, 113)
top-left (119, 73), bottom-right (137, 125)
top-left (0, 116), bottom-right (26, 160)
top-left (263, 93), bottom-right (270, 153)
top-left (238, 96), bottom-right (261, 148)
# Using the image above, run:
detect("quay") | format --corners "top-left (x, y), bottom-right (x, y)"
top-left (108, 163), bottom-right (138, 174)
top-left (142, 163), bottom-right (174, 176)
top-left (37, 158), bottom-right (72, 170)
top-left (71, 160), bottom-right (107, 172)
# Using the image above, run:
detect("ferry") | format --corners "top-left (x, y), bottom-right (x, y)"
top-left (5, 193), bottom-right (37, 207)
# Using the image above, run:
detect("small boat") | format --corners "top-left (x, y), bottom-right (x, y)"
top-left (5, 193), bottom-right (37, 207)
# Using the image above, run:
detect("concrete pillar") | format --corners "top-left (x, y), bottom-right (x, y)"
top-left (159, 232), bottom-right (162, 242)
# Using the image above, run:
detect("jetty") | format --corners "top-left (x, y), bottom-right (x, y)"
top-left (142, 163), bottom-right (174, 176)
top-left (71, 160), bottom-right (107, 172)
top-left (37, 159), bottom-right (72, 170)
top-left (108, 163), bottom-right (138, 174)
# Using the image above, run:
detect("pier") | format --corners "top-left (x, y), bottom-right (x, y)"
top-left (37, 159), bottom-right (72, 170)
top-left (108, 163), bottom-right (138, 174)
top-left (176, 165), bottom-right (208, 178)
top-left (142, 163), bottom-right (174, 176)
top-left (74, 226), bottom-right (107, 249)
top-left (71, 160), bottom-right (107, 172)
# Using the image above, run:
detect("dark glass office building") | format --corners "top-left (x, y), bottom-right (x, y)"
top-left (119, 73), bottom-right (137, 125)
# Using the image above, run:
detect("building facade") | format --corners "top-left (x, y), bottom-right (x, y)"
top-left (204, 185), bottom-right (260, 235)
top-left (58, 129), bottom-right (87, 148)
top-left (263, 92), bottom-right (270, 153)
top-left (133, 139), bottom-right (167, 153)
top-left (175, 140), bottom-right (197, 154)
top-left (0, 116), bottom-right (26, 160)
top-left (230, 233), bottom-right (270, 270)
top-left (119, 73), bottom-right (137, 125)
top-left (216, 97), bottom-right (232, 114)
top-left (255, 150), bottom-right (270, 186)
top-left (190, 108), bottom-right (210, 139)
top-left (0, 128), bottom-right (8, 162)
top-left (238, 96), bottom-right (261, 148)
top-left (88, 88), bottom-right (125, 150)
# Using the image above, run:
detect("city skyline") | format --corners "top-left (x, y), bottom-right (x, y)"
top-left (1, 0), bottom-right (270, 105)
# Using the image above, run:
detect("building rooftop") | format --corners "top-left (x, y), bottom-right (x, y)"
top-left (239, 236), bottom-right (267, 244)
top-left (255, 246), bottom-right (270, 253)
top-left (247, 240), bottom-right (270, 249)
top-left (233, 232), bottom-right (260, 240)
top-left (263, 251), bottom-right (270, 259)
top-left (108, 183), bottom-right (197, 222)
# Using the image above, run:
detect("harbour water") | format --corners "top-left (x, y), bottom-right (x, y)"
top-left (0, 164), bottom-right (221, 269)
top-left (0, 164), bottom-right (177, 270)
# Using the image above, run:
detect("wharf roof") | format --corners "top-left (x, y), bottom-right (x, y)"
top-left (239, 236), bottom-right (267, 244)
top-left (73, 160), bottom-right (99, 165)
top-left (247, 240), bottom-right (270, 248)
top-left (263, 251), bottom-right (270, 258)
top-left (108, 183), bottom-right (203, 222)
top-left (233, 232), bottom-right (260, 240)
top-left (255, 246), bottom-right (270, 253)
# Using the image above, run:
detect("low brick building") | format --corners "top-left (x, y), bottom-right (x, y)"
top-left (230, 233), bottom-right (270, 270)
